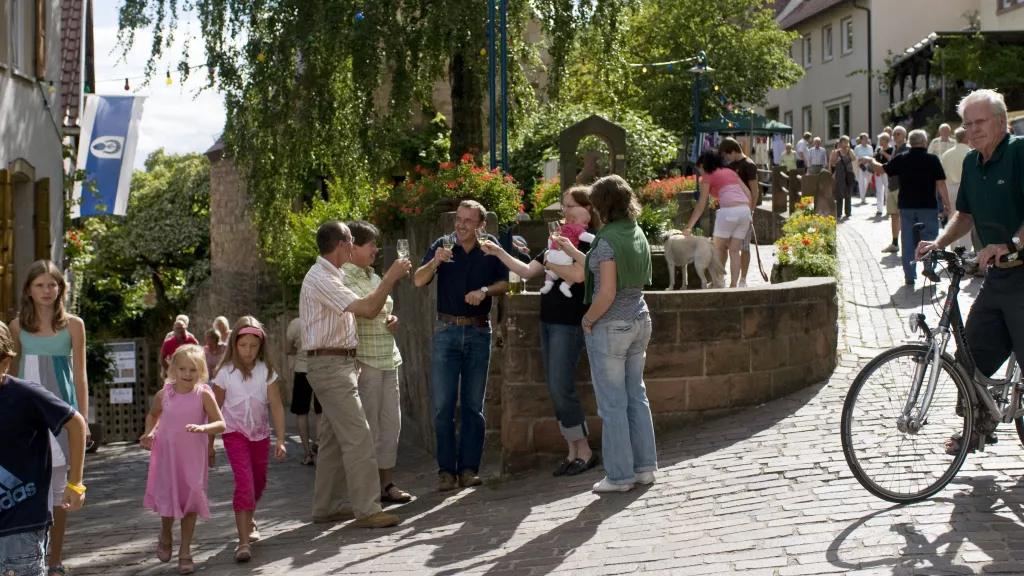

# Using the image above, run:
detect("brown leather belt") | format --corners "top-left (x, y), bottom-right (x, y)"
top-left (307, 348), bottom-right (357, 358)
top-left (437, 313), bottom-right (489, 327)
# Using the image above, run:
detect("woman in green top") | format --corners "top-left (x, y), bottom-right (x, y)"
top-left (557, 175), bottom-right (657, 493)
top-left (9, 260), bottom-right (89, 576)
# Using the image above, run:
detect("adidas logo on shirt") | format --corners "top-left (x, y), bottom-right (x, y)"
top-left (0, 466), bottom-right (36, 511)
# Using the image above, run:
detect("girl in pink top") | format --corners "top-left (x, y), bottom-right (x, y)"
top-left (683, 149), bottom-right (754, 287)
top-left (211, 316), bottom-right (286, 563)
top-left (140, 344), bottom-right (225, 575)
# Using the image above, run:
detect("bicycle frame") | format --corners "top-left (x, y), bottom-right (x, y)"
top-left (904, 251), bottom-right (1022, 432)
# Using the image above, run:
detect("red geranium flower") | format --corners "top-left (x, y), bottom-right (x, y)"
top-left (446, 181), bottom-right (457, 189)
top-left (461, 153), bottom-right (474, 163)
top-left (801, 238), bottom-right (811, 246)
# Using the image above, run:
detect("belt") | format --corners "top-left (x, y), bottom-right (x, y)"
top-left (307, 348), bottom-right (357, 358)
top-left (437, 313), bottom-right (489, 327)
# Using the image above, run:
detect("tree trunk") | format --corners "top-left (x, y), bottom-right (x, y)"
top-left (449, 48), bottom-right (484, 161)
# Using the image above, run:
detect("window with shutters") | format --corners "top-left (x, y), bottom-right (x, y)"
top-left (0, 170), bottom-right (14, 323)
top-left (10, 0), bottom-right (37, 76)
top-left (0, 0), bottom-right (9, 65)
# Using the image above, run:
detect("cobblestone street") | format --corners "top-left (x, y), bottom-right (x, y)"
top-left (65, 202), bottom-right (1024, 576)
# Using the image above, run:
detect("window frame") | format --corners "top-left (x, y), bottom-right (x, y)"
top-left (841, 17), bottom-right (854, 55)
top-left (0, 0), bottom-right (8, 66)
top-left (802, 106), bottom-right (813, 136)
top-left (822, 25), bottom-right (833, 62)
top-left (802, 34), bottom-right (812, 68)
top-left (784, 111), bottom-right (794, 130)
top-left (825, 100), bottom-right (852, 142)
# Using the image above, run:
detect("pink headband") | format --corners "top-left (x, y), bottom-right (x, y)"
top-left (237, 327), bottom-right (265, 340)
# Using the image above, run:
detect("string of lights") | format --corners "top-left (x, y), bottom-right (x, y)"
top-left (91, 63), bottom-right (209, 92)
top-left (624, 55), bottom-right (697, 73)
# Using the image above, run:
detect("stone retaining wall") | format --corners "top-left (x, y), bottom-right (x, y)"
top-left (499, 277), bottom-right (838, 472)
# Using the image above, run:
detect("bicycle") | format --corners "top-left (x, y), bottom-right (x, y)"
top-left (841, 244), bottom-right (1023, 503)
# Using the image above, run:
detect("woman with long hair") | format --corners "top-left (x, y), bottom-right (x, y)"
top-left (558, 175), bottom-right (657, 493)
top-left (481, 187), bottom-right (601, 477)
top-left (9, 260), bottom-right (89, 576)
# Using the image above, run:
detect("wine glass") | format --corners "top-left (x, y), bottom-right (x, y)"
top-left (396, 239), bottom-right (410, 260)
top-left (441, 231), bottom-right (455, 263)
top-left (548, 221), bottom-right (562, 238)
top-left (475, 227), bottom-right (487, 242)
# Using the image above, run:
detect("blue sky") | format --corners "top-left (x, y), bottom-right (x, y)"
top-left (93, 5), bottom-right (226, 169)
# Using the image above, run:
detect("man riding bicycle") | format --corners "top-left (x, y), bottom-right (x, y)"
top-left (916, 89), bottom-right (1024, 450)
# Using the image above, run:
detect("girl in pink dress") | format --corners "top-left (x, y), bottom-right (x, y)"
top-left (140, 345), bottom-right (225, 575)
top-left (210, 316), bottom-right (287, 563)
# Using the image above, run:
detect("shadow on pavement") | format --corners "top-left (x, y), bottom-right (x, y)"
top-left (826, 475), bottom-right (1024, 574)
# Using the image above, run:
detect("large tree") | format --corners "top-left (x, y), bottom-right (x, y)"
top-left (76, 150), bottom-right (211, 335)
top-left (555, 0), bottom-right (803, 135)
top-left (116, 0), bottom-right (624, 255)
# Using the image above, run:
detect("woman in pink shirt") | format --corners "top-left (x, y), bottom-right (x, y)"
top-left (683, 149), bottom-right (753, 287)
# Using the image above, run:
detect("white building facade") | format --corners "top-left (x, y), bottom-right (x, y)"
top-left (0, 0), bottom-right (89, 321)
top-left (765, 0), bottom-right (980, 144)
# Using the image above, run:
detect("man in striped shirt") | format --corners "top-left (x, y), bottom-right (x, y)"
top-left (299, 221), bottom-right (411, 529)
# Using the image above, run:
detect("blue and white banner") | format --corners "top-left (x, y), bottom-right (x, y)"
top-left (72, 95), bottom-right (147, 217)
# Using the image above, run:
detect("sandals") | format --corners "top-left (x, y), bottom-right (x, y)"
top-left (157, 536), bottom-right (173, 563)
top-left (301, 454), bottom-right (315, 466)
top-left (234, 543), bottom-right (252, 563)
top-left (945, 431), bottom-right (999, 455)
top-left (381, 483), bottom-right (412, 503)
top-left (566, 453), bottom-right (600, 476)
top-left (249, 521), bottom-right (261, 542)
top-left (48, 567), bottom-right (66, 576)
top-left (552, 459), bottom-right (572, 477)
top-left (178, 555), bottom-right (195, 575)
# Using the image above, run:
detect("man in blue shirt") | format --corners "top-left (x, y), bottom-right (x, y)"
top-left (414, 200), bottom-right (509, 491)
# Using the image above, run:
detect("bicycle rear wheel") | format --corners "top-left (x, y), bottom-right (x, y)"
top-left (841, 344), bottom-right (973, 503)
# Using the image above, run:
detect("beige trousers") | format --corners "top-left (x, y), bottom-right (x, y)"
top-left (356, 361), bottom-right (401, 469)
top-left (306, 356), bottom-right (382, 520)
top-left (945, 183), bottom-right (972, 250)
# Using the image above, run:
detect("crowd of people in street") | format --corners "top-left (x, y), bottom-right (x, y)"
top-left (785, 115), bottom-right (980, 288)
top-left (3, 88), bottom-right (1024, 576)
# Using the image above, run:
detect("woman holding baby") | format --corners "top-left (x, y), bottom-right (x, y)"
top-left (482, 187), bottom-right (600, 477)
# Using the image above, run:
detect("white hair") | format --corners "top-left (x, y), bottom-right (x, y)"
top-left (908, 129), bottom-right (929, 147)
top-left (892, 126), bottom-right (907, 136)
top-left (939, 123), bottom-right (951, 131)
top-left (957, 89), bottom-right (1008, 120)
top-left (954, 127), bottom-right (968, 143)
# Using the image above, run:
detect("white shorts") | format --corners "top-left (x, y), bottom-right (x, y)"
top-left (714, 205), bottom-right (753, 240)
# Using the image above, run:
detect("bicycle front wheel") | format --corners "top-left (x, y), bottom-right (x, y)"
top-left (841, 344), bottom-right (973, 503)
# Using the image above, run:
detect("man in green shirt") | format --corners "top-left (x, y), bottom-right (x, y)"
top-left (918, 89), bottom-right (1024, 382)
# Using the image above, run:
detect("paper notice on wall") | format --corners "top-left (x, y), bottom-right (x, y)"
top-left (110, 388), bottom-right (133, 404)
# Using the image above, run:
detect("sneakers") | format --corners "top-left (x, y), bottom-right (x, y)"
top-left (737, 279), bottom-right (747, 288)
top-left (635, 471), bottom-right (656, 485)
top-left (458, 471), bottom-right (483, 488)
top-left (921, 268), bottom-right (941, 282)
top-left (593, 477), bottom-right (634, 493)
top-left (881, 243), bottom-right (899, 253)
top-left (437, 473), bottom-right (457, 492)
top-left (353, 511), bottom-right (401, 529)
top-left (312, 507), bottom-right (355, 523)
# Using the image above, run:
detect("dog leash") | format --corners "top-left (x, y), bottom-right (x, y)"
top-left (748, 222), bottom-right (770, 282)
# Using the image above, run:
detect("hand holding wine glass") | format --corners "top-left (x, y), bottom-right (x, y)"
top-left (548, 221), bottom-right (562, 239)
top-left (397, 239), bottom-right (410, 260)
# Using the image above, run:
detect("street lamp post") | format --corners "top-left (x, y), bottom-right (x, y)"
top-left (682, 51), bottom-right (713, 230)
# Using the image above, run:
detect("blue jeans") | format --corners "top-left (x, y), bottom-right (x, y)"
top-left (585, 313), bottom-right (658, 485)
top-left (430, 320), bottom-right (492, 475)
top-left (0, 530), bottom-right (46, 576)
top-left (539, 322), bottom-right (588, 441)
top-left (899, 208), bottom-right (939, 283)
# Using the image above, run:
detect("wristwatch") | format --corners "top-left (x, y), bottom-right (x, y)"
top-left (480, 286), bottom-right (489, 294)
top-left (1007, 236), bottom-right (1022, 255)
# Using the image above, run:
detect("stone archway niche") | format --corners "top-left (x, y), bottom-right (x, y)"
top-left (558, 115), bottom-right (628, 192)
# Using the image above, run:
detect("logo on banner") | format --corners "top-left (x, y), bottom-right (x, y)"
top-left (90, 136), bottom-right (125, 160)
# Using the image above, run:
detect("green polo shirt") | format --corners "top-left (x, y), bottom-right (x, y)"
top-left (956, 133), bottom-right (1024, 247)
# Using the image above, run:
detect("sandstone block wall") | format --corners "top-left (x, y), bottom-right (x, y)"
top-left (499, 277), bottom-right (838, 473)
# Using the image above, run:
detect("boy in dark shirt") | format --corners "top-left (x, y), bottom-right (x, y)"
top-left (0, 321), bottom-right (87, 575)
